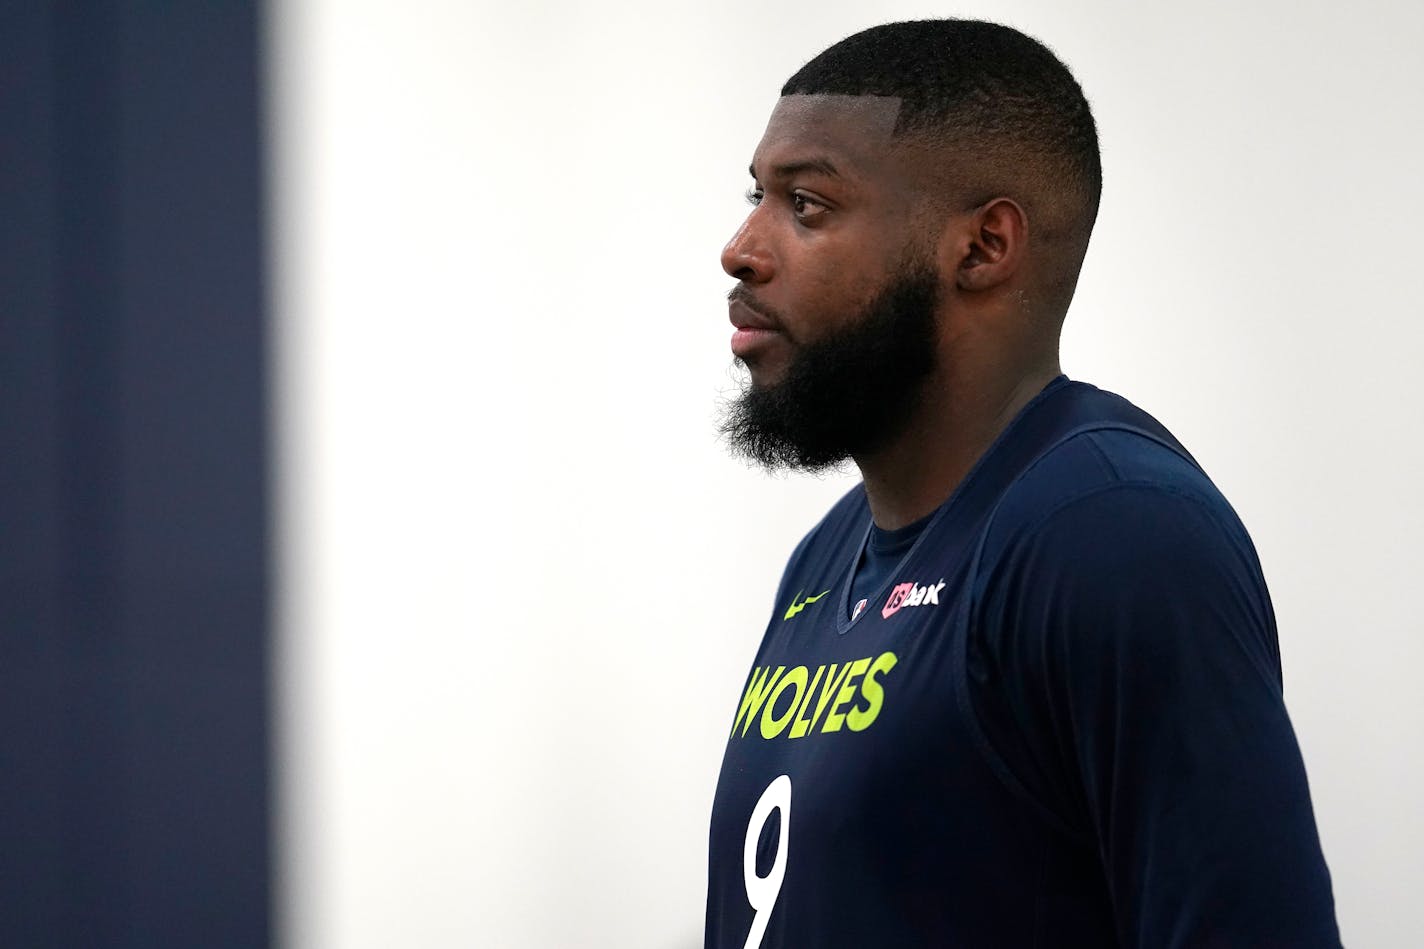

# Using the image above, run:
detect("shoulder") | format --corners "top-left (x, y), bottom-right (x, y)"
top-left (971, 418), bottom-right (1281, 679)
top-left (964, 415), bottom-right (1288, 768)
top-left (969, 389), bottom-right (1277, 652)
top-left (981, 416), bottom-right (1256, 579)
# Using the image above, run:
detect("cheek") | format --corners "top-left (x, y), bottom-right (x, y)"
top-left (775, 227), bottom-right (904, 338)
top-left (794, 265), bottom-right (886, 337)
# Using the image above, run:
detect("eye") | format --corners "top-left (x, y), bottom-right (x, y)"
top-left (791, 192), bottom-right (828, 220)
top-left (745, 187), bottom-right (764, 207)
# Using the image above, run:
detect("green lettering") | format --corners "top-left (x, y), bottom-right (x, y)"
top-left (788, 664), bottom-right (827, 739)
top-left (732, 666), bottom-right (784, 738)
top-left (807, 663), bottom-right (849, 733)
top-left (760, 666), bottom-right (809, 739)
top-left (822, 657), bottom-right (871, 733)
top-left (847, 651), bottom-right (898, 731)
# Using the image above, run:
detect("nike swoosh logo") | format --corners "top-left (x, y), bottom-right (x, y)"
top-left (783, 590), bottom-right (831, 621)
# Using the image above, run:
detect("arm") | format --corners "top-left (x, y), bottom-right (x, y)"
top-left (972, 483), bottom-right (1340, 948)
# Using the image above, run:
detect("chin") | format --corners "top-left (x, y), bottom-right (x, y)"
top-left (740, 357), bottom-right (789, 392)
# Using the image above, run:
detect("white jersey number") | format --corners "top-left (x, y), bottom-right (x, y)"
top-left (742, 774), bottom-right (791, 949)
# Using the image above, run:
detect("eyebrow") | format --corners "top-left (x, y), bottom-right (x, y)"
top-left (749, 157), bottom-right (843, 181)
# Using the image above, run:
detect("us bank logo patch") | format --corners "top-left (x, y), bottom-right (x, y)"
top-left (882, 579), bottom-right (946, 619)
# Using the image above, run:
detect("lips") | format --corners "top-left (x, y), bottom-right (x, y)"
top-left (728, 298), bottom-right (780, 332)
top-left (727, 292), bottom-right (786, 361)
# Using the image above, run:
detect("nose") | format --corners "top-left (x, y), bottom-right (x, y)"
top-left (720, 214), bottom-right (774, 283)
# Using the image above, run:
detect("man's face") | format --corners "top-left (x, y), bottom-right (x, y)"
top-left (720, 95), bottom-right (943, 470)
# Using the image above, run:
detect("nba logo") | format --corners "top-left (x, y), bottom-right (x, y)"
top-left (882, 582), bottom-right (914, 619)
top-left (852, 598), bottom-right (869, 621)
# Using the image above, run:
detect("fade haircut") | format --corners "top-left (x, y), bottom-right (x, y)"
top-left (783, 20), bottom-right (1102, 253)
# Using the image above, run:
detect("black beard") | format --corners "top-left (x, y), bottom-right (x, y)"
top-left (720, 261), bottom-right (940, 472)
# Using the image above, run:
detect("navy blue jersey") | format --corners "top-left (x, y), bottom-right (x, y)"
top-left (705, 378), bottom-right (1340, 948)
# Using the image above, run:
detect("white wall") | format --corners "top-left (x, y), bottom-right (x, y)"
top-left (266, 1), bottom-right (1424, 946)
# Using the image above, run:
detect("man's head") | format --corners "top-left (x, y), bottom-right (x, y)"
top-left (720, 19), bottom-right (1100, 472)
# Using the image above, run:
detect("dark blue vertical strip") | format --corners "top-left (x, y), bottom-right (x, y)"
top-left (0, 3), bottom-right (75, 945)
top-left (51, 4), bottom-right (129, 944)
top-left (114, 2), bottom-right (271, 945)
top-left (0, 2), bottom-right (270, 946)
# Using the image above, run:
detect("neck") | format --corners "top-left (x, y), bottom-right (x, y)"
top-left (854, 353), bottom-right (1061, 530)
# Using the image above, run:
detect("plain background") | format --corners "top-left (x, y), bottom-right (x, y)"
top-left (266, 1), bottom-right (1424, 946)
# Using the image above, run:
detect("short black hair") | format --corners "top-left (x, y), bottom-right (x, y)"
top-left (782, 19), bottom-right (1102, 237)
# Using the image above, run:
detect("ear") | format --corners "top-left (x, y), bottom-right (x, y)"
top-left (945, 198), bottom-right (1027, 293)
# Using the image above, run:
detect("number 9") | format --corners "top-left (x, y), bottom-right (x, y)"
top-left (743, 774), bottom-right (791, 949)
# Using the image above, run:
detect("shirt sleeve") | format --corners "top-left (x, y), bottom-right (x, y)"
top-left (968, 482), bottom-right (1341, 948)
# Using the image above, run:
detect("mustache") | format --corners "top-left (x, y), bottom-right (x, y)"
top-left (727, 285), bottom-right (789, 329)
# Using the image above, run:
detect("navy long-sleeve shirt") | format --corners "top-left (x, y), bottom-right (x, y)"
top-left (706, 377), bottom-right (1339, 948)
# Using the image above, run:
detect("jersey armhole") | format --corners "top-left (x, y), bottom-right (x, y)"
top-left (945, 420), bottom-right (1204, 847)
top-left (948, 527), bottom-right (1091, 844)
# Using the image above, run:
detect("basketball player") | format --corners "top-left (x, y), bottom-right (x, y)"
top-left (708, 20), bottom-right (1341, 948)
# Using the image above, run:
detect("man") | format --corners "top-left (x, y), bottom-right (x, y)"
top-left (707, 19), bottom-right (1340, 948)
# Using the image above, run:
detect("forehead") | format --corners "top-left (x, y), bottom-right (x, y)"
top-left (751, 95), bottom-right (904, 180)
